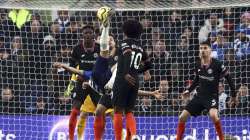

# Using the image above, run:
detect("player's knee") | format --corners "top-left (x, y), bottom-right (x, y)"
top-left (209, 113), bottom-right (219, 122)
top-left (95, 108), bottom-right (105, 117)
top-left (80, 111), bottom-right (88, 118)
top-left (179, 111), bottom-right (189, 122)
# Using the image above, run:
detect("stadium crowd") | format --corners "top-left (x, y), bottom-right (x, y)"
top-left (0, 7), bottom-right (250, 116)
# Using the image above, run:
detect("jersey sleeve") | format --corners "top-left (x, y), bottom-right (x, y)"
top-left (120, 42), bottom-right (132, 55)
top-left (69, 46), bottom-right (79, 67)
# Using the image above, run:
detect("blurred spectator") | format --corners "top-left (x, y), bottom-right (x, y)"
top-left (49, 21), bottom-right (65, 47)
top-left (143, 39), bottom-right (171, 90)
top-left (66, 17), bottom-right (81, 47)
top-left (199, 13), bottom-right (224, 43)
top-left (218, 82), bottom-right (229, 114)
top-left (54, 95), bottom-right (72, 115)
top-left (223, 48), bottom-right (241, 88)
top-left (137, 96), bottom-right (154, 116)
top-left (54, 10), bottom-right (70, 33)
top-left (211, 32), bottom-right (231, 61)
top-left (21, 15), bottom-right (45, 51)
top-left (32, 97), bottom-right (48, 114)
top-left (140, 15), bottom-right (153, 45)
top-left (169, 63), bottom-right (184, 93)
top-left (233, 28), bottom-right (250, 60)
top-left (0, 36), bottom-right (9, 58)
top-left (223, 7), bottom-right (236, 41)
top-left (1, 36), bottom-right (30, 86)
top-left (235, 84), bottom-right (249, 114)
top-left (226, 84), bottom-right (249, 115)
top-left (0, 86), bottom-right (24, 114)
top-left (236, 12), bottom-right (250, 39)
top-left (165, 11), bottom-right (183, 47)
top-left (152, 79), bottom-right (177, 115)
top-left (51, 45), bottom-right (72, 98)
top-left (172, 31), bottom-right (197, 81)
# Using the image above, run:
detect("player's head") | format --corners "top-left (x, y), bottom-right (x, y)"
top-left (82, 25), bottom-right (95, 43)
top-left (122, 19), bottom-right (143, 39)
top-left (199, 41), bottom-right (211, 58)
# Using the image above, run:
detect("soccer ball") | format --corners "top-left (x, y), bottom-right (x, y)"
top-left (97, 6), bottom-right (112, 22)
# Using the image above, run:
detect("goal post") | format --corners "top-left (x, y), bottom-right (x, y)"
top-left (0, 0), bottom-right (250, 140)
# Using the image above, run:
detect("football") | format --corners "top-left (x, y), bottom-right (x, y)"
top-left (97, 6), bottom-right (112, 21)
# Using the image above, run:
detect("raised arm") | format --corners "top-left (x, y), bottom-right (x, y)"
top-left (53, 62), bottom-right (90, 77)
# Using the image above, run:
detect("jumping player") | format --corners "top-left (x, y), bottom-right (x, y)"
top-left (112, 19), bottom-right (152, 140)
top-left (176, 41), bottom-right (237, 140)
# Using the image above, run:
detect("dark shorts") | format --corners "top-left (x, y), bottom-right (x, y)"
top-left (71, 82), bottom-right (88, 103)
top-left (92, 56), bottom-right (112, 88)
top-left (185, 96), bottom-right (218, 116)
top-left (112, 82), bottom-right (139, 110)
top-left (99, 94), bottom-right (113, 109)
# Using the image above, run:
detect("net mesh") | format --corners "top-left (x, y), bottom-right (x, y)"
top-left (0, 0), bottom-right (249, 140)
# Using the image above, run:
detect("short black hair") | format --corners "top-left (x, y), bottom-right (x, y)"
top-left (200, 40), bottom-right (210, 47)
top-left (122, 20), bottom-right (143, 38)
top-left (82, 24), bottom-right (94, 32)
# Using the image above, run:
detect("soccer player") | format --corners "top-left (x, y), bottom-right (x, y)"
top-left (67, 24), bottom-right (100, 140)
top-left (176, 41), bottom-right (237, 140)
top-left (112, 19), bottom-right (152, 140)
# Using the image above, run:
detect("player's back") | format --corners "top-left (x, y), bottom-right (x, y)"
top-left (115, 38), bottom-right (145, 82)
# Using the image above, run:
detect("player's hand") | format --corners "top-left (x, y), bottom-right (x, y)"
top-left (124, 74), bottom-right (136, 86)
top-left (152, 90), bottom-right (164, 101)
top-left (181, 90), bottom-right (190, 99)
top-left (143, 70), bottom-right (151, 81)
top-left (53, 62), bottom-right (63, 68)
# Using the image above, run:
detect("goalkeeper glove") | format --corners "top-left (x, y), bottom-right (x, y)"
top-left (64, 80), bottom-right (75, 97)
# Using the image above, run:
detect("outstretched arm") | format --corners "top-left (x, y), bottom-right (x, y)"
top-left (138, 90), bottom-right (164, 100)
top-left (53, 62), bottom-right (84, 76)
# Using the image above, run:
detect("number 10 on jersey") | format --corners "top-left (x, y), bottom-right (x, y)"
top-left (130, 51), bottom-right (142, 69)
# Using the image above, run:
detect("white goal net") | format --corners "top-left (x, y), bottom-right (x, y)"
top-left (0, 0), bottom-right (250, 140)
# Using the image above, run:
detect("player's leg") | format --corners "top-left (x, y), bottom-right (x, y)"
top-left (77, 95), bottom-right (98, 139)
top-left (94, 104), bottom-right (107, 140)
top-left (176, 97), bottom-right (204, 140)
top-left (124, 87), bottom-right (138, 140)
top-left (209, 107), bottom-right (224, 140)
top-left (77, 111), bottom-right (88, 140)
top-left (69, 84), bottom-right (89, 140)
top-left (94, 94), bottom-right (113, 140)
top-left (176, 110), bottom-right (191, 140)
top-left (69, 99), bottom-right (81, 140)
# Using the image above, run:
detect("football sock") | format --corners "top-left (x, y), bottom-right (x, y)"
top-left (176, 121), bottom-right (185, 140)
top-left (77, 115), bottom-right (87, 140)
top-left (94, 115), bottom-right (105, 140)
top-left (69, 107), bottom-right (79, 140)
top-left (215, 120), bottom-right (224, 140)
top-left (114, 113), bottom-right (123, 140)
top-left (125, 112), bottom-right (136, 139)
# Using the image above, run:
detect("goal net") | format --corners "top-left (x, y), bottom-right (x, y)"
top-left (0, 0), bottom-right (250, 140)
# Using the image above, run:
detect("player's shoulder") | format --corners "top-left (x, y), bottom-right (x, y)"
top-left (212, 58), bottom-right (223, 66)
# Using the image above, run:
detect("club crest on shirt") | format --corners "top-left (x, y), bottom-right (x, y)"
top-left (94, 53), bottom-right (98, 58)
top-left (114, 56), bottom-right (118, 61)
top-left (207, 68), bottom-right (213, 74)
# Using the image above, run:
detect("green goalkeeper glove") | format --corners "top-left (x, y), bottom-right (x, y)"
top-left (64, 80), bottom-right (75, 97)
